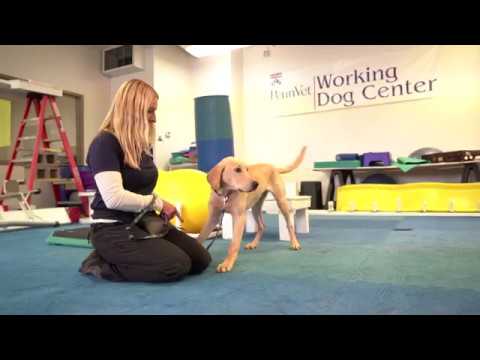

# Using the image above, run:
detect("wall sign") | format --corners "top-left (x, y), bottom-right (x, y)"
top-left (268, 46), bottom-right (439, 116)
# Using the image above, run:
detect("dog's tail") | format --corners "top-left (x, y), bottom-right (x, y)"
top-left (277, 146), bottom-right (307, 174)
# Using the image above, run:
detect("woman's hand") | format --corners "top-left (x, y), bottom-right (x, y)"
top-left (156, 198), bottom-right (184, 223)
top-left (151, 194), bottom-right (183, 223)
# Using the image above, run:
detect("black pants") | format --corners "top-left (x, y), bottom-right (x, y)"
top-left (86, 222), bottom-right (212, 283)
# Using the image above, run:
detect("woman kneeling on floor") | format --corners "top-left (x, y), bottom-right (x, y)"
top-left (79, 79), bottom-right (211, 282)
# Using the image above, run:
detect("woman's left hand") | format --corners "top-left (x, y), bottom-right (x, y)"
top-left (161, 200), bottom-right (184, 223)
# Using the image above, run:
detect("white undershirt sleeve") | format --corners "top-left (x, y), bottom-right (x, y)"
top-left (94, 171), bottom-right (163, 213)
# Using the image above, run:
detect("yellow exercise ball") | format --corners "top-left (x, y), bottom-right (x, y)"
top-left (154, 169), bottom-right (211, 233)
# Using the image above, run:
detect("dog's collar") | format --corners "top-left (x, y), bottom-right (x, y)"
top-left (212, 167), bottom-right (232, 205)
top-left (213, 189), bottom-right (234, 206)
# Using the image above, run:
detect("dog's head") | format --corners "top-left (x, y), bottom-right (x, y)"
top-left (207, 157), bottom-right (258, 194)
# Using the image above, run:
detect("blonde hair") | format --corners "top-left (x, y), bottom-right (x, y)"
top-left (99, 79), bottom-right (158, 169)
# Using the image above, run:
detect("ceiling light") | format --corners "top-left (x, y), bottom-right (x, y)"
top-left (180, 45), bottom-right (251, 58)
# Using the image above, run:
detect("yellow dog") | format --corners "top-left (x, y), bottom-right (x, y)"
top-left (197, 147), bottom-right (307, 272)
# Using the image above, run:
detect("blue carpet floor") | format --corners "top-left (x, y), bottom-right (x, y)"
top-left (1, 215), bottom-right (480, 314)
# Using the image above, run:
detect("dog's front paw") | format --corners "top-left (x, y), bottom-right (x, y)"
top-left (216, 260), bottom-right (234, 273)
top-left (244, 241), bottom-right (258, 250)
top-left (290, 241), bottom-right (302, 251)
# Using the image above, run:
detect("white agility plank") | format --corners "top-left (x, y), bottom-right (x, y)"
top-left (223, 196), bottom-right (312, 241)
top-left (0, 207), bottom-right (71, 231)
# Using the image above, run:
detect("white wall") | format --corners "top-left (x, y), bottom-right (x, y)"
top-left (230, 49), bottom-right (245, 158)
top-left (107, 45), bottom-right (195, 170)
top-left (241, 45), bottom-right (480, 198)
top-left (0, 89), bottom-right (77, 152)
top-left (47, 44), bottom-right (480, 209)
top-left (110, 46), bottom-right (154, 100)
top-left (0, 45), bottom-right (111, 208)
top-left (0, 89), bottom-right (78, 208)
top-left (191, 51), bottom-right (245, 160)
top-left (192, 53), bottom-right (231, 97)
top-left (107, 46), bottom-right (246, 171)
top-left (153, 46), bottom-right (195, 168)
top-left (0, 46), bottom-right (111, 157)
top-left (152, 48), bottom-right (247, 170)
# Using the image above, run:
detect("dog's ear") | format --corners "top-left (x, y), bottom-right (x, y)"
top-left (207, 157), bottom-right (233, 192)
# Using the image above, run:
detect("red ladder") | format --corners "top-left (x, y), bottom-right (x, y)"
top-left (0, 92), bottom-right (89, 215)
